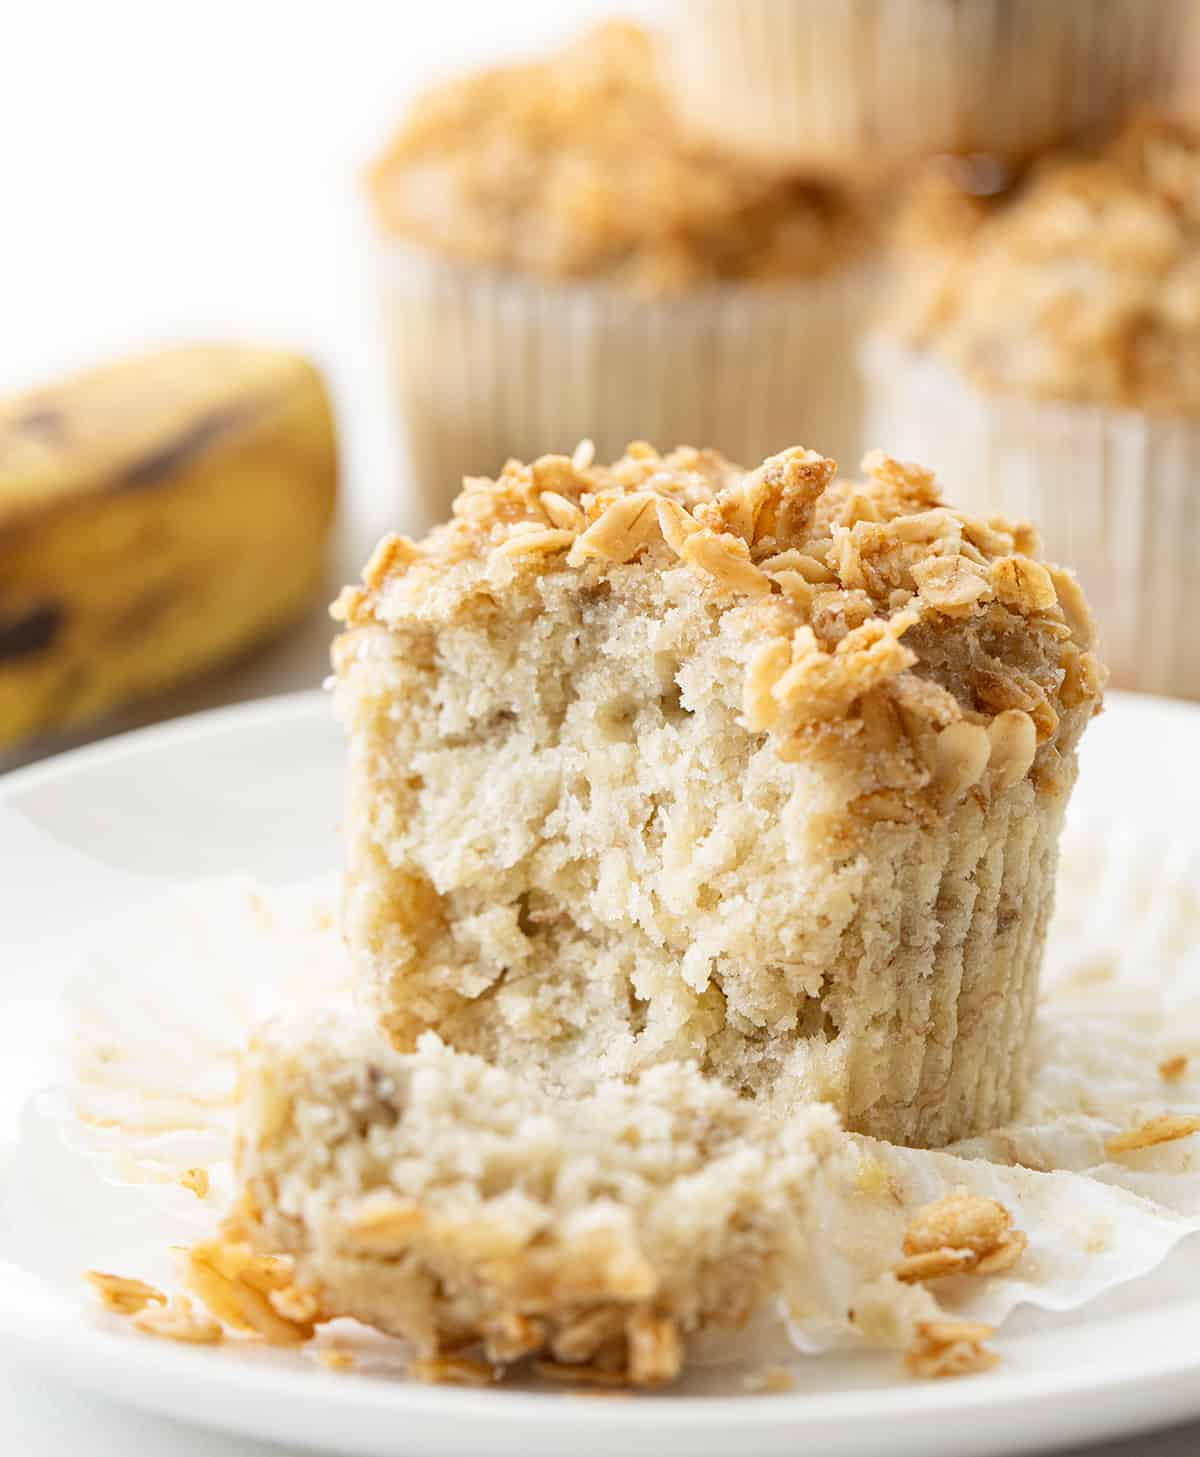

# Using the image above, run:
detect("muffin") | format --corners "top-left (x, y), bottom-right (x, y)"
top-left (331, 441), bottom-right (1104, 1147)
top-left (865, 113), bottom-right (1200, 697)
top-left (230, 1010), bottom-right (840, 1385)
top-left (659, 0), bottom-right (1189, 174)
top-left (367, 23), bottom-right (876, 527)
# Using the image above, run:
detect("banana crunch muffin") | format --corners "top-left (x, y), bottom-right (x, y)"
top-left (233, 1011), bottom-right (840, 1384)
top-left (332, 443), bottom-right (1104, 1146)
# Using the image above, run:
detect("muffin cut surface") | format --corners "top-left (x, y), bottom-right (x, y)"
top-left (333, 442), bottom-right (1103, 1146)
top-left (234, 1011), bottom-right (839, 1384)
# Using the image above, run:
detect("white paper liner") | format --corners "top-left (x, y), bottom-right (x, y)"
top-left (863, 338), bottom-right (1200, 700)
top-left (7, 822), bottom-right (1200, 1367)
top-left (659, 0), bottom-right (1187, 171)
top-left (374, 239), bottom-right (877, 531)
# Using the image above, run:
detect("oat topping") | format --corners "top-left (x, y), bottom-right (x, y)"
top-left (84, 1271), bottom-right (167, 1316)
top-left (179, 1166), bottom-right (209, 1199)
top-left (625, 1309), bottom-right (684, 1387)
top-left (894, 1188), bottom-right (1027, 1283)
top-left (368, 23), bottom-right (869, 291)
top-left (904, 1320), bottom-right (1000, 1379)
top-left (334, 441), bottom-right (1103, 791)
top-left (743, 1365), bottom-right (796, 1394)
top-left (131, 1294), bottom-right (224, 1345)
top-left (1159, 1055), bottom-right (1190, 1082)
top-left (891, 113), bottom-right (1200, 411)
top-left (408, 1355), bottom-right (498, 1387)
top-left (1104, 1113), bottom-right (1200, 1155)
top-left (186, 1239), bottom-right (318, 1345)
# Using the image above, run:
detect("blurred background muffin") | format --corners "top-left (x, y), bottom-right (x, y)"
top-left (865, 113), bottom-right (1200, 698)
top-left (367, 22), bottom-right (880, 527)
top-left (657, 0), bottom-right (1189, 175)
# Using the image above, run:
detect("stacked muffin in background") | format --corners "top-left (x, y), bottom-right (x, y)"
top-left (867, 115), bottom-right (1200, 699)
top-left (367, 2), bottom-right (1197, 697)
top-left (367, 22), bottom-right (876, 524)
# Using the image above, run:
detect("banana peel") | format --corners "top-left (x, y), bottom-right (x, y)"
top-left (0, 343), bottom-right (337, 748)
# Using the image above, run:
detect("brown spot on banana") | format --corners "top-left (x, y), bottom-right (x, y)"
top-left (116, 398), bottom-right (269, 492)
top-left (0, 601), bottom-right (64, 661)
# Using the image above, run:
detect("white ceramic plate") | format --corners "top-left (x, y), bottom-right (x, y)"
top-left (2, 689), bottom-right (1200, 1457)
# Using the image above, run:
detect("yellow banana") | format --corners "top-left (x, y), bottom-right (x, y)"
top-left (0, 343), bottom-right (337, 749)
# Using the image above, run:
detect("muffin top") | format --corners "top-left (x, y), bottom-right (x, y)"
top-left (889, 114), bottom-right (1200, 413)
top-left (367, 23), bottom-right (868, 292)
top-left (334, 441), bottom-right (1104, 797)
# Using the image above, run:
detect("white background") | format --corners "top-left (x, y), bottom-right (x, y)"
top-left (2, 2), bottom-right (1199, 1451)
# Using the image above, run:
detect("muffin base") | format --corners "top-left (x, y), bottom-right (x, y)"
top-left (865, 339), bottom-right (1200, 699)
top-left (373, 240), bottom-right (874, 528)
top-left (842, 777), bottom-right (1067, 1147)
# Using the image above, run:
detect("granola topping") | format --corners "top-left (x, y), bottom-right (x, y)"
top-left (84, 1271), bottom-right (167, 1316)
top-left (892, 114), bottom-right (1200, 412)
top-left (132, 1294), bottom-right (223, 1345)
top-left (186, 1239), bottom-right (318, 1346)
top-left (334, 442), bottom-right (1103, 794)
top-left (1105, 1113), bottom-right (1200, 1155)
top-left (904, 1320), bottom-right (1000, 1379)
top-left (368, 23), bottom-right (868, 292)
top-left (894, 1188), bottom-right (1027, 1283)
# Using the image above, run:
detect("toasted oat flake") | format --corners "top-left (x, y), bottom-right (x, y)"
top-left (409, 1355), bottom-right (497, 1386)
top-left (1159, 1055), bottom-right (1190, 1083)
top-left (497, 527), bottom-right (577, 560)
top-left (84, 1270), bottom-right (166, 1316)
top-left (743, 1365), bottom-right (795, 1394)
top-left (569, 492), bottom-right (663, 565)
top-left (186, 1239), bottom-right (315, 1345)
top-left (625, 1308), bottom-right (683, 1387)
top-left (345, 1198), bottom-right (425, 1251)
top-left (904, 1320), bottom-right (999, 1379)
top-left (132, 1293), bottom-right (223, 1345)
top-left (896, 1187), bottom-right (1027, 1282)
top-left (180, 1166), bottom-right (210, 1199)
top-left (1105, 1113), bottom-right (1200, 1155)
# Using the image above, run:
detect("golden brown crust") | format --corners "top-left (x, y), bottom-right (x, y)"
top-left (367, 23), bottom-right (869, 291)
top-left (890, 113), bottom-right (1200, 412)
top-left (333, 441), bottom-right (1104, 794)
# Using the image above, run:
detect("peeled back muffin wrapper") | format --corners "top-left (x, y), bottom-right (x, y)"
top-left (659, 0), bottom-right (1188, 173)
top-left (371, 238), bottom-right (875, 530)
top-left (863, 338), bottom-right (1200, 700)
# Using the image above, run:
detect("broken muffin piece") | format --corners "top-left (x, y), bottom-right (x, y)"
top-left (233, 1011), bottom-right (839, 1385)
top-left (332, 444), bottom-right (1104, 1146)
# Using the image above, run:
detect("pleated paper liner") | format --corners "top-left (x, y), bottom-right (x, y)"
top-left (373, 239), bottom-right (878, 530)
top-left (659, 0), bottom-right (1187, 173)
